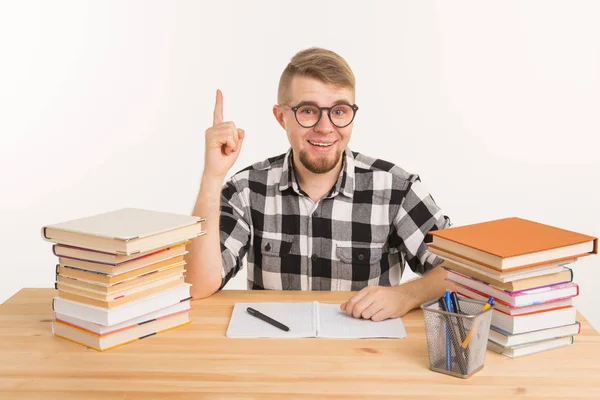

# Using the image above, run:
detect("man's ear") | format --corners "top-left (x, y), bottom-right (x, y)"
top-left (272, 105), bottom-right (286, 129)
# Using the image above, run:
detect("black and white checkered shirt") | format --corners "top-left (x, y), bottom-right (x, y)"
top-left (219, 148), bottom-right (451, 291)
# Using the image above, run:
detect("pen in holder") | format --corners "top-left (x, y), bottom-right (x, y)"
top-left (421, 294), bottom-right (494, 379)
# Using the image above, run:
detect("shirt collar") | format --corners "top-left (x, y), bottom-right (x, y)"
top-left (278, 147), bottom-right (355, 199)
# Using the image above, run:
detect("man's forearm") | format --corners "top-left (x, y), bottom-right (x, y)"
top-left (184, 175), bottom-right (226, 299)
top-left (397, 266), bottom-right (452, 311)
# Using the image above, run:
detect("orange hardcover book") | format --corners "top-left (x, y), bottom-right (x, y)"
top-left (428, 217), bottom-right (597, 272)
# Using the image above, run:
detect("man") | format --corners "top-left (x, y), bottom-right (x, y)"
top-left (185, 47), bottom-right (451, 321)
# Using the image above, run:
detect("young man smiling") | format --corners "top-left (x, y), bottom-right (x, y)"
top-left (185, 47), bottom-right (451, 321)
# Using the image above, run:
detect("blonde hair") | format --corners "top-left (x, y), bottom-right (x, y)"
top-left (277, 47), bottom-right (356, 104)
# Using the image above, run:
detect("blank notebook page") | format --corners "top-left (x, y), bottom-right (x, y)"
top-left (316, 303), bottom-right (407, 338)
top-left (226, 302), bottom-right (316, 338)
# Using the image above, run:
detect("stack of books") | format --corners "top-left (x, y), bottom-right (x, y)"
top-left (428, 217), bottom-right (597, 358)
top-left (41, 208), bottom-right (205, 351)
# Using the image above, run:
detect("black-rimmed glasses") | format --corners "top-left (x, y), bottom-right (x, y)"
top-left (281, 103), bottom-right (359, 128)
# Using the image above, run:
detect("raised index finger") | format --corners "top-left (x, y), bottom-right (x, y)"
top-left (213, 89), bottom-right (223, 127)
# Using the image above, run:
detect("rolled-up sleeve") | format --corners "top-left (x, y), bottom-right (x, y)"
top-left (218, 178), bottom-right (251, 289)
top-left (393, 176), bottom-right (451, 275)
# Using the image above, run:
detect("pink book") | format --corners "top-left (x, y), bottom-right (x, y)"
top-left (448, 271), bottom-right (579, 307)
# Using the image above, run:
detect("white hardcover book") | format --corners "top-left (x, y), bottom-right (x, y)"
top-left (52, 283), bottom-right (191, 326)
top-left (42, 208), bottom-right (205, 255)
top-left (487, 335), bottom-right (575, 358)
top-left (491, 306), bottom-right (577, 334)
top-left (489, 322), bottom-right (580, 347)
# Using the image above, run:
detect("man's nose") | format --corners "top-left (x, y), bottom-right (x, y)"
top-left (314, 110), bottom-right (334, 133)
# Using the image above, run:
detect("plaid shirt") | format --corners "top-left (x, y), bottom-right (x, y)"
top-left (219, 148), bottom-right (451, 291)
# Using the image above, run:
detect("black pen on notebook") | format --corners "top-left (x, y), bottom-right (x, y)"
top-left (246, 307), bottom-right (290, 332)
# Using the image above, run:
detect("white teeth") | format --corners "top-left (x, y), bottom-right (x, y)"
top-left (308, 141), bottom-right (333, 147)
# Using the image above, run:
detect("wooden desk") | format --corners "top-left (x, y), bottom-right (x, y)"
top-left (1, 289), bottom-right (599, 400)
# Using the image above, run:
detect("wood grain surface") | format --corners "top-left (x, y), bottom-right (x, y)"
top-left (1, 289), bottom-right (599, 400)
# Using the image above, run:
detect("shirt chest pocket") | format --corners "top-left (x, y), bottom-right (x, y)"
top-left (256, 237), bottom-right (295, 290)
top-left (336, 244), bottom-right (385, 287)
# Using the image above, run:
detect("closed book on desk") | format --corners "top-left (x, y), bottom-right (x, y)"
top-left (488, 322), bottom-right (580, 347)
top-left (54, 300), bottom-right (191, 336)
top-left (53, 241), bottom-right (189, 264)
top-left (52, 308), bottom-right (191, 351)
top-left (491, 306), bottom-right (577, 334)
top-left (442, 260), bottom-right (574, 290)
top-left (434, 252), bottom-right (571, 283)
top-left (57, 243), bottom-right (187, 274)
top-left (55, 264), bottom-right (185, 293)
top-left (428, 217), bottom-right (597, 272)
top-left (57, 275), bottom-right (185, 308)
top-left (448, 271), bottom-right (579, 307)
top-left (52, 283), bottom-right (192, 326)
top-left (42, 208), bottom-right (205, 255)
top-left (487, 335), bottom-right (575, 358)
top-left (56, 256), bottom-right (186, 285)
top-left (456, 286), bottom-right (573, 316)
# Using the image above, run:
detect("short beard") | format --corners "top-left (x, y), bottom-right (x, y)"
top-left (298, 149), bottom-right (342, 174)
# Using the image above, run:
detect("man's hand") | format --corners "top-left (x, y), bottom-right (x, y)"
top-left (340, 266), bottom-right (450, 321)
top-left (203, 89), bottom-right (245, 180)
top-left (340, 286), bottom-right (417, 322)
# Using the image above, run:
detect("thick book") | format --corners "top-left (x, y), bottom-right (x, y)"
top-left (226, 302), bottom-right (407, 339)
top-left (52, 283), bottom-right (192, 326)
top-left (428, 217), bottom-right (597, 271)
top-left (54, 300), bottom-right (191, 335)
top-left (448, 271), bottom-right (579, 307)
top-left (58, 245), bottom-right (187, 275)
top-left (42, 208), bottom-right (206, 255)
top-left (487, 335), bottom-right (575, 358)
top-left (56, 256), bottom-right (186, 285)
top-left (52, 309), bottom-right (191, 351)
top-left (433, 249), bottom-right (571, 283)
top-left (442, 259), bottom-right (573, 291)
top-left (57, 275), bottom-right (185, 308)
top-left (488, 322), bottom-right (580, 347)
top-left (491, 305), bottom-right (577, 334)
top-left (55, 264), bottom-right (185, 293)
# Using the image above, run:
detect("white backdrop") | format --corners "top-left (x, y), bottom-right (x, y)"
top-left (1, 0), bottom-right (599, 330)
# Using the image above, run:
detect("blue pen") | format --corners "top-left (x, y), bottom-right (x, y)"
top-left (444, 290), bottom-right (453, 371)
top-left (445, 290), bottom-right (454, 313)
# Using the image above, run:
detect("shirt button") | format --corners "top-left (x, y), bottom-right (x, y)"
top-left (357, 253), bottom-right (365, 261)
top-left (311, 254), bottom-right (318, 262)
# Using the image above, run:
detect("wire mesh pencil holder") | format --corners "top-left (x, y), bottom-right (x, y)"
top-left (421, 296), bottom-right (494, 379)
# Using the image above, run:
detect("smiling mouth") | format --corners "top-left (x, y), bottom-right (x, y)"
top-left (308, 140), bottom-right (334, 147)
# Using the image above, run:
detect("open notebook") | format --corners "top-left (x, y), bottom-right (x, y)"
top-left (226, 302), bottom-right (407, 339)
